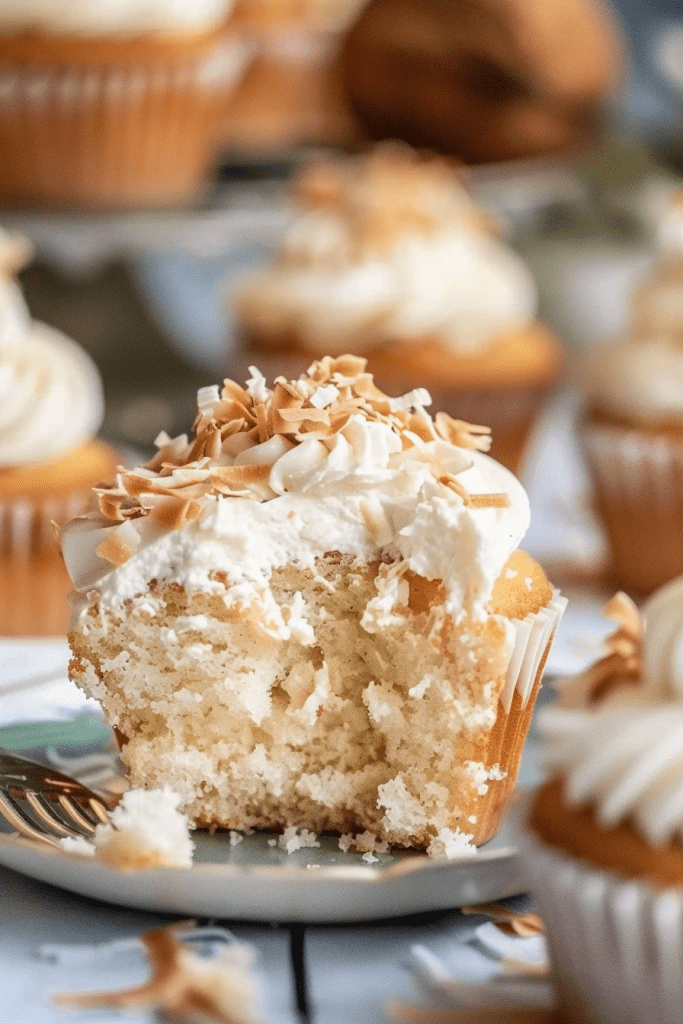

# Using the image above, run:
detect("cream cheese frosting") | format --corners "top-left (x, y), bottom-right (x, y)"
top-left (0, 229), bottom-right (104, 467)
top-left (0, 0), bottom-right (232, 36)
top-left (539, 587), bottom-right (683, 846)
top-left (586, 192), bottom-right (683, 424)
top-left (238, 146), bottom-right (538, 355)
top-left (61, 356), bottom-right (531, 631)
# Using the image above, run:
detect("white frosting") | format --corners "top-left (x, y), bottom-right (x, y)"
top-left (62, 378), bottom-right (530, 631)
top-left (587, 194), bottom-right (683, 423)
top-left (0, 0), bottom-right (232, 36)
top-left (539, 580), bottom-right (683, 846)
top-left (0, 320), bottom-right (104, 466)
top-left (246, 224), bottom-right (537, 355)
top-left (239, 153), bottom-right (538, 354)
top-left (585, 337), bottom-right (683, 423)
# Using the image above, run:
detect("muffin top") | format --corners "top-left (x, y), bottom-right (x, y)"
top-left (0, 229), bottom-right (104, 468)
top-left (586, 191), bottom-right (683, 430)
top-left (61, 354), bottom-right (531, 627)
top-left (538, 581), bottom-right (683, 847)
top-left (237, 143), bottom-right (539, 356)
top-left (0, 0), bottom-right (232, 36)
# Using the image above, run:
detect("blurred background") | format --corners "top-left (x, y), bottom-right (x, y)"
top-left (5, 0), bottom-right (683, 610)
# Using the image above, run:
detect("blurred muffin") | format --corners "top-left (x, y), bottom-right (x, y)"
top-left (340, 0), bottom-right (625, 164)
top-left (580, 193), bottom-right (683, 595)
top-left (63, 356), bottom-right (565, 851)
top-left (220, 0), bottom-right (363, 153)
top-left (0, 0), bottom-right (247, 208)
top-left (235, 144), bottom-right (562, 472)
top-left (521, 584), bottom-right (683, 1024)
top-left (0, 230), bottom-right (117, 635)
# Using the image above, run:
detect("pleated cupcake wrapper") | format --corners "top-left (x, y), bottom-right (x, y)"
top-left (580, 420), bottom-right (683, 591)
top-left (518, 813), bottom-right (683, 1024)
top-left (0, 491), bottom-right (90, 560)
top-left (471, 590), bottom-right (567, 845)
top-left (0, 38), bottom-right (254, 206)
top-left (501, 589), bottom-right (568, 714)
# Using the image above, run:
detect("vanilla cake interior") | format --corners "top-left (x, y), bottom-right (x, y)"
top-left (69, 548), bottom-right (551, 852)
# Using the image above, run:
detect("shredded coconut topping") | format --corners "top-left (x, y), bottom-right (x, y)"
top-left (91, 356), bottom-right (503, 566)
top-left (555, 592), bottom-right (642, 709)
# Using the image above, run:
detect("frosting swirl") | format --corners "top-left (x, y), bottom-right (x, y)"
top-left (587, 191), bottom-right (683, 424)
top-left (238, 145), bottom-right (538, 355)
top-left (0, 0), bottom-right (233, 36)
top-left (539, 586), bottom-right (683, 846)
top-left (61, 356), bottom-right (530, 629)
top-left (0, 229), bottom-right (104, 467)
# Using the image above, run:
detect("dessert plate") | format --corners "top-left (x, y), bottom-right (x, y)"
top-left (0, 713), bottom-right (532, 922)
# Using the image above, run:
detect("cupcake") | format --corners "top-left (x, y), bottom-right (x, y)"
top-left (235, 144), bottom-right (563, 474)
top-left (0, 0), bottom-right (248, 209)
top-left (62, 355), bottom-right (565, 852)
top-left (580, 192), bottom-right (683, 594)
top-left (521, 582), bottom-right (683, 1024)
top-left (220, 0), bottom-right (363, 153)
top-left (0, 229), bottom-right (118, 636)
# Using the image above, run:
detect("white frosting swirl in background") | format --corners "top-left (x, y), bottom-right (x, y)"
top-left (239, 149), bottom-right (539, 356)
top-left (246, 214), bottom-right (538, 355)
top-left (586, 193), bottom-right (683, 423)
top-left (584, 337), bottom-right (683, 423)
top-left (62, 380), bottom-right (531, 630)
top-left (539, 577), bottom-right (683, 846)
top-left (0, 228), bottom-right (104, 467)
top-left (0, 0), bottom-right (232, 35)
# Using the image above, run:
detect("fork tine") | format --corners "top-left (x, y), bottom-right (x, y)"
top-left (0, 792), bottom-right (62, 848)
top-left (89, 797), bottom-right (111, 824)
top-left (57, 795), bottom-right (98, 836)
top-left (24, 793), bottom-right (89, 840)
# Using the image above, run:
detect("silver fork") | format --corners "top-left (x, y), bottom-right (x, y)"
top-left (0, 749), bottom-right (113, 849)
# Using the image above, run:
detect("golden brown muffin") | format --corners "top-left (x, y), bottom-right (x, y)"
top-left (0, 440), bottom-right (119, 636)
top-left (0, 24), bottom-right (246, 208)
top-left (339, 0), bottom-right (626, 163)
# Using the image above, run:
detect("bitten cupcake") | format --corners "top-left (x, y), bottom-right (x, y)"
top-left (580, 192), bottom-right (683, 594)
top-left (235, 144), bottom-right (562, 473)
top-left (62, 355), bottom-right (565, 854)
top-left (521, 582), bottom-right (683, 1024)
top-left (0, 229), bottom-right (118, 636)
top-left (0, 0), bottom-right (247, 208)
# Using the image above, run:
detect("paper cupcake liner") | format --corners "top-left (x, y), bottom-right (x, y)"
top-left (0, 490), bottom-right (91, 560)
top-left (580, 419), bottom-right (683, 593)
top-left (0, 36), bottom-right (253, 207)
top-left (518, 811), bottom-right (683, 1024)
top-left (0, 490), bottom-right (90, 636)
top-left (472, 589), bottom-right (567, 845)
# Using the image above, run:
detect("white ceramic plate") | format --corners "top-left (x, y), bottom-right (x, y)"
top-left (0, 816), bottom-right (522, 924)
top-left (0, 705), bottom-right (539, 923)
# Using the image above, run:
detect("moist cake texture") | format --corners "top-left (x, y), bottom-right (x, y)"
top-left (63, 355), bottom-right (564, 852)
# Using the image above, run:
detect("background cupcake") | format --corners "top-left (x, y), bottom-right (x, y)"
top-left (220, 0), bottom-right (364, 153)
top-left (0, 229), bottom-right (117, 636)
top-left (580, 191), bottom-right (683, 594)
top-left (520, 582), bottom-right (683, 1024)
top-left (234, 144), bottom-right (563, 474)
top-left (0, 0), bottom-right (247, 208)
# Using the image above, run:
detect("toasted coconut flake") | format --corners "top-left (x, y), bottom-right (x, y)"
top-left (53, 922), bottom-right (264, 1024)
top-left (148, 497), bottom-right (203, 531)
top-left (95, 522), bottom-right (141, 567)
top-left (469, 493), bottom-right (511, 509)
top-left (461, 902), bottom-right (545, 937)
top-left (435, 413), bottom-right (492, 452)
top-left (89, 358), bottom-right (500, 570)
